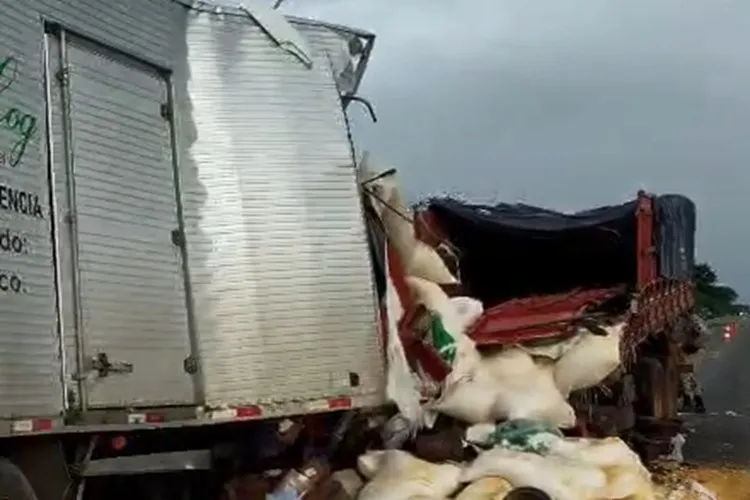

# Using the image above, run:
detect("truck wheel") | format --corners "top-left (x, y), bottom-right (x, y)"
top-left (637, 357), bottom-right (667, 418)
top-left (0, 457), bottom-right (39, 500)
top-left (504, 487), bottom-right (552, 500)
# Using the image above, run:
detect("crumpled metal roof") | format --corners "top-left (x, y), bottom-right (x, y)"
top-left (169, 0), bottom-right (375, 97)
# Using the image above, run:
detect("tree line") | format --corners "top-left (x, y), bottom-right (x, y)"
top-left (694, 262), bottom-right (749, 318)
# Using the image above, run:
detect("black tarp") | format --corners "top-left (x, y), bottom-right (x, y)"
top-left (427, 195), bottom-right (695, 306)
top-left (655, 195), bottom-right (696, 282)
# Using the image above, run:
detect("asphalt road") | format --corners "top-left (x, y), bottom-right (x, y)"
top-left (683, 318), bottom-right (750, 465)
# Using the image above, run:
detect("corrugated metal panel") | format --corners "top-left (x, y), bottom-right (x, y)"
top-left (1, 0), bottom-right (186, 419)
top-left (2, 0), bottom-right (384, 419)
top-left (291, 21), bottom-right (359, 95)
top-left (37, 0), bottom-right (183, 69)
top-left (0, 0), bottom-right (63, 418)
top-left (177, 10), bottom-right (384, 406)
top-left (62, 36), bottom-right (194, 407)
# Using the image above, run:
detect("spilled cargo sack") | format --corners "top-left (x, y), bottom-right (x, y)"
top-left (461, 447), bottom-right (608, 500)
top-left (361, 158), bottom-right (458, 285)
top-left (455, 477), bottom-right (514, 500)
top-left (331, 469), bottom-right (363, 498)
top-left (465, 423), bottom-right (497, 447)
top-left (517, 335), bottom-right (579, 361)
top-left (544, 436), bottom-right (651, 480)
top-left (462, 435), bottom-right (655, 500)
top-left (449, 296), bottom-right (484, 329)
top-left (404, 277), bottom-right (481, 379)
top-left (428, 349), bottom-right (576, 428)
top-left (384, 271), bottom-right (425, 426)
top-left (357, 450), bottom-right (462, 500)
top-left (410, 240), bottom-right (460, 284)
top-left (553, 322), bottom-right (625, 397)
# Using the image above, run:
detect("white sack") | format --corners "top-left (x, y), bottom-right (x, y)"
top-left (544, 436), bottom-right (654, 499)
top-left (454, 477), bottom-right (514, 500)
top-left (405, 277), bottom-right (481, 376)
top-left (384, 272), bottom-right (425, 426)
top-left (357, 450), bottom-right (462, 500)
top-left (449, 296), bottom-right (485, 330)
top-left (461, 447), bottom-right (607, 500)
top-left (486, 351), bottom-right (576, 427)
top-left (357, 449), bottom-right (389, 479)
top-left (331, 469), bottom-right (364, 498)
top-left (410, 240), bottom-right (459, 284)
top-left (554, 322), bottom-right (625, 396)
top-left (461, 436), bottom-right (655, 500)
top-left (361, 163), bottom-right (417, 267)
top-left (546, 436), bottom-right (648, 472)
top-left (465, 423), bottom-right (497, 447)
top-left (428, 349), bottom-right (576, 428)
top-left (517, 335), bottom-right (579, 360)
top-left (362, 161), bottom-right (457, 284)
top-left (427, 373), bottom-right (498, 424)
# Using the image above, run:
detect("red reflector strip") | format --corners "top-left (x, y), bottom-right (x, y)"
top-left (328, 397), bottom-right (352, 409)
top-left (127, 413), bottom-right (165, 424)
top-left (12, 419), bottom-right (53, 433)
top-left (234, 406), bottom-right (263, 418)
top-left (33, 419), bottom-right (53, 431)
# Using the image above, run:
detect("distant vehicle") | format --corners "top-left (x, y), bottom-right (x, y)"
top-left (723, 322), bottom-right (738, 341)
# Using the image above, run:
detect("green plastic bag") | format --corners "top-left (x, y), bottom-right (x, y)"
top-left (428, 313), bottom-right (456, 365)
top-left (491, 419), bottom-right (563, 455)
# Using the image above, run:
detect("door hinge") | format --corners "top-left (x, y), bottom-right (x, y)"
top-left (56, 66), bottom-right (70, 87)
top-left (160, 102), bottom-right (173, 120)
top-left (74, 353), bottom-right (133, 380)
top-left (171, 228), bottom-right (184, 247)
top-left (183, 355), bottom-right (199, 375)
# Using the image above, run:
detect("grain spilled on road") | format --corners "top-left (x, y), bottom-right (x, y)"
top-left (654, 463), bottom-right (750, 499)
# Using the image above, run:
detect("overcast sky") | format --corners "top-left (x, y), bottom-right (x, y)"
top-left (282, 0), bottom-right (750, 298)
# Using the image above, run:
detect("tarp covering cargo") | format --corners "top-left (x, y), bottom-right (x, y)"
top-left (426, 195), bottom-right (695, 305)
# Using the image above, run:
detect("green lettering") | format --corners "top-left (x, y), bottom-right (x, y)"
top-left (0, 54), bottom-right (36, 168)
top-left (0, 56), bottom-right (18, 95)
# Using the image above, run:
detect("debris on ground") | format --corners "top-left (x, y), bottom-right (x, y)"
top-left (653, 463), bottom-right (750, 500)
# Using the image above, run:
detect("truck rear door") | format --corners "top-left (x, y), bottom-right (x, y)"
top-left (46, 30), bottom-right (196, 409)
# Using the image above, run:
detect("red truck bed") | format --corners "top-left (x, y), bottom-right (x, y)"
top-left (387, 191), bottom-right (695, 383)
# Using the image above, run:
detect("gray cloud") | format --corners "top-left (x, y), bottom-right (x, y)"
top-left (283, 0), bottom-right (750, 297)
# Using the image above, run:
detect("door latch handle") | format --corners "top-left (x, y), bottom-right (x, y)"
top-left (88, 353), bottom-right (133, 378)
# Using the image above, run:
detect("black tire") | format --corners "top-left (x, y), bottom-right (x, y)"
top-left (504, 487), bottom-right (552, 500)
top-left (636, 357), bottom-right (667, 418)
top-left (0, 457), bottom-right (38, 500)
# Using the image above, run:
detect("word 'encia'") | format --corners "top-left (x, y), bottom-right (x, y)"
top-left (0, 184), bottom-right (43, 219)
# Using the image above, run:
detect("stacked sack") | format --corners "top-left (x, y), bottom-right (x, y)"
top-left (353, 419), bottom-right (656, 500)
top-left (361, 160), bottom-right (625, 431)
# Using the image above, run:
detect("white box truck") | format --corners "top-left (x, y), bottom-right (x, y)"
top-left (0, 1), bottom-right (385, 498)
